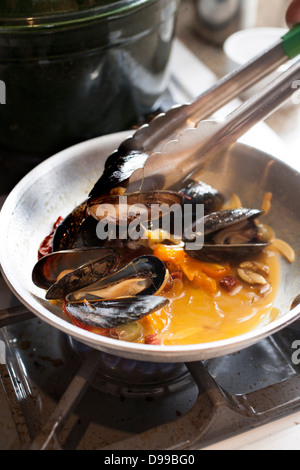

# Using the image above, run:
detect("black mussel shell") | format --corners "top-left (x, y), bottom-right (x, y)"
top-left (65, 296), bottom-right (169, 329)
top-left (65, 255), bottom-right (168, 302)
top-left (59, 215), bottom-right (119, 251)
top-left (33, 247), bottom-right (117, 290)
top-left (32, 248), bottom-right (120, 300)
top-left (184, 208), bottom-right (264, 241)
top-left (74, 215), bottom-right (102, 248)
top-left (88, 150), bottom-right (149, 202)
top-left (88, 190), bottom-right (183, 226)
top-left (52, 201), bottom-right (87, 252)
top-left (179, 180), bottom-right (224, 215)
top-left (203, 208), bottom-right (264, 236)
top-left (184, 208), bottom-right (269, 259)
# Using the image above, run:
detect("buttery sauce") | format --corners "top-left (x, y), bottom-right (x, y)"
top-left (60, 244), bottom-right (281, 346)
top-left (137, 247), bottom-right (281, 345)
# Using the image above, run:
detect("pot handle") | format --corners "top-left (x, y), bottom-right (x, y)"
top-left (282, 23), bottom-right (300, 59)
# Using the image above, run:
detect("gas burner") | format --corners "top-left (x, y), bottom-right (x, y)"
top-left (1, 299), bottom-right (300, 450)
top-left (0, 309), bottom-right (200, 450)
top-left (67, 337), bottom-right (195, 399)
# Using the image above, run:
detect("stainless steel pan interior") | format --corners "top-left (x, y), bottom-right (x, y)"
top-left (1, 130), bottom-right (300, 363)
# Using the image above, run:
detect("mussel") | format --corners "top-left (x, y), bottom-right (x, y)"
top-left (32, 247), bottom-right (120, 300)
top-left (66, 254), bottom-right (168, 302)
top-left (53, 205), bottom-right (116, 252)
top-left (52, 201), bottom-right (88, 252)
top-left (185, 208), bottom-right (270, 259)
top-left (64, 296), bottom-right (169, 329)
top-left (178, 180), bottom-right (224, 216)
top-left (52, 177), bottom-right (224, 253)
top-left (52, 190), bottom-right (184, 253)
top-left (88, 150), bottom-right (150, 202)
top-left (64, 255), bottom-right (170, 329)
top-left (88, 190), bottom-right (183, 226)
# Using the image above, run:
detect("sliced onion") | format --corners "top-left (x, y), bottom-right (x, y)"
top-left (261, 192), bottom-right (273, 215)
top-left (110, 322), bottom-right (143, 342)
top-left (272, 238), bottom-right (295, 263)
top-left (222, 193), bottom-right (242, 210)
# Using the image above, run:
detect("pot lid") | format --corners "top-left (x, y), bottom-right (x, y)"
top-left (0, 0), bottom-right (149, 29)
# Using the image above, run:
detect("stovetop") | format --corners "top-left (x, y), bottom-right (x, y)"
top-left (1, 40), bottom-right (300, 451)
top-left (1, 286), bottom-right (300, 450)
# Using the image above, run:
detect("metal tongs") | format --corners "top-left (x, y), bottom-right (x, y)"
top-left (90, 25), bottom-right (300, 198)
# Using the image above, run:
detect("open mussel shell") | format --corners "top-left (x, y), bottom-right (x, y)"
top-left (52, 201), bottom-right (88, 252)
top-left (32, 247), bottom-right (119, 299)
top-left (88, 190), bottom-right (183, 226)
top-left (64, 255), bottom-right (170, 329)
top-left (202, 208), bottom-right (264, 235)
top-left (66, 254), bottom-right (168, 303)
top-left (185, 208), bottom-right (269, 259)
top-left (64, 296), bottom-right (169, 329)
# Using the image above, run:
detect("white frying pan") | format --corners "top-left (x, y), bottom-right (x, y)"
top-left (1, 131), bottom-right (300, 363)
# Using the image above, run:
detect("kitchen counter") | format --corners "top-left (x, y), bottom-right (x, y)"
top-left (176, 0), bottom-right (299, 162)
